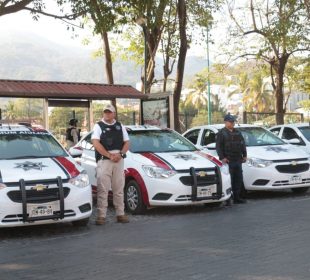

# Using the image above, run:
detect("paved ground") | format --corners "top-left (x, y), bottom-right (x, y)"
top-left (1, 190), bottom-right (310, 280)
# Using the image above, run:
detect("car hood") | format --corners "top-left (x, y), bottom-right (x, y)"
top-left (247, 144), bottom-right (309, 160)
top-left (0, 156), bottom-right (80, 183)
top-left (130, 151), bottom-right (216, 171)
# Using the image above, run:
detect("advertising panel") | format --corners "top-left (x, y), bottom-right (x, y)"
top-left (142, 98), bottom-right (169, 128)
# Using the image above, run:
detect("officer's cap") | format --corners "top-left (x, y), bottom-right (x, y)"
top-left (103, 104), bottom-right (116, 113)
top-left (224, 113), bottom-right (235, 122)
top-left (69, 118), bottom-right (78, 125)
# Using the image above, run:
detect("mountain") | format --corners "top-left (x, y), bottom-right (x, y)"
top-left (0, 30), bottom-right (208, 87)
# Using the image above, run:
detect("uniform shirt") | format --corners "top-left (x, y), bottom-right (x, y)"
top-left (216, 127), bottom-right (247, 161)
top-left (91, 119), bottom-right (129, 154)
top-left (66, 126), bottom-right (79, 149)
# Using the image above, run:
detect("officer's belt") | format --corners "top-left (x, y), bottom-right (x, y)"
top-left (99, 155), bottom-right (110, 160)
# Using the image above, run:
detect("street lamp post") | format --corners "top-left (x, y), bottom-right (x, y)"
top-left (136, 17), bottom-right (147, 94)
top-left (206, 27), bottom-right (211, 124)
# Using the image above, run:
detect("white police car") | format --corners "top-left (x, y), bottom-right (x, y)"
top-left (269, 123), bottom-right (310, 154)
top-left (184, 124), bottom-right (310, 194)
top-left (69, 126), bottom-right (232, 214)
top-left (0, 124), bottom-right (92, 227)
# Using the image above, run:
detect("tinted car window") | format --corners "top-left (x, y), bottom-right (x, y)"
top-left (298, 126), bottom-right (310, 141)
top-left (202, 129), bottom-right (216, 146)
top-left (0, 131), bottom-right (67, 159)
top-left (270, 127), bottom-right (281, 136)
top-left (183, 129), bottom-right (200, 145)
top-left (282, 127), bottom-right (299, 140)
top-left (129, 130), bottom-right (197, 153)
top-left (81, 134), bottom-right (94, 150)
top-left (238, 127), bottom-right (285, 146)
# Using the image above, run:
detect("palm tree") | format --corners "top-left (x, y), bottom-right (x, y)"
top-left (184, 74), bottom-right (210, 113)
top-left (248, 73), bottom-right (274, 112)
top-left (5, 101), bottom-right (17, 121)
top-left (227, 72), bottom-right (251, 104)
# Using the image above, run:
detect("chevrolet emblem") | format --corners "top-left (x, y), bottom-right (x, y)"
top-left (291, 161), bottom-right (297, 166)
top-left (198, 171), bottom-right (207, 177)
top-left (32, 184), bottom-right (47, 191)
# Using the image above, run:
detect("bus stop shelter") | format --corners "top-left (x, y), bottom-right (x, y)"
top-left (0, 79), bottom-right (146, 130)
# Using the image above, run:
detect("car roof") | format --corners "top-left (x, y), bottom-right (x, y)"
top-left (186, 123), bottom-right (259, 131)
top-left (270, 123), bottom-right (310, 129)
top-left (125, 125), bottom-right (162, 131)
top-left (0, 124), bottom-right (48, 133)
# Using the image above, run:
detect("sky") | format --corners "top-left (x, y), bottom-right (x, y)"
top-left (0, 5), bottom-right (215, 59)
top-left (0, 9), bottom-right (94, 49)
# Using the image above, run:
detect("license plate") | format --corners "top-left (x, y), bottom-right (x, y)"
top-left (197, 185), bottom-right (217, 197)
top-left (289, 175), bottom-right (302, 185)
top-left (28, 204), bottom-right (54, 218)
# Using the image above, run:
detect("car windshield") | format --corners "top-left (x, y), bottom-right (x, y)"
top-left (129, 130), bottom-right (197, 153)
top-left (237, 127), bottom-right (285, 146)
top-left (298, 126), bottom-right (310, 141)
top-left (0, 131), bottom-right (68, 160)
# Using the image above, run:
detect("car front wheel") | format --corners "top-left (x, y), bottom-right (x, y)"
top-left (291, 187), bottom-right (309, 194)
top-left (124, 180), bottom-right (147, 214)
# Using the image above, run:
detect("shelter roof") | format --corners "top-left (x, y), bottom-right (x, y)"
top-left (0, 79), bottom-right (145, 99)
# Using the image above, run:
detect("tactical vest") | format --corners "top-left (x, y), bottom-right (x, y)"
top-left (95, 121), bottom-right (124, 162)
top-left (66, 127), bottom-right (80, 142)
top-left (220, 128), bottom-right (244, 160)
top-left (66, 127), bottom-right (74, 141)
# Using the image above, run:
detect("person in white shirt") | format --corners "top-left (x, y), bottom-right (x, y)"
top-left (91, 104), bottom-right (130, 225)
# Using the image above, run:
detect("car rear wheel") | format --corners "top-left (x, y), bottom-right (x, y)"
top-left (72, 218), bottom-right (89, 227)
top-left (125, 180), bottom-right (147, 214)
top-left (291, 187), bottom-right (309, 194)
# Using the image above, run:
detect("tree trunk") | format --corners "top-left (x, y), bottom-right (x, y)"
top-left (101, 31), bottom-right (114, 85)
top-left (145, 32), bottom-right (160, 93)
top-left (274, 55), bottom-right (288, 124)
top-left (275, 73), bottom-right (285, 124)
top-left (100, 32), bottom-right (116, 113)
top-left (173, 0), bottom-right (187, 132)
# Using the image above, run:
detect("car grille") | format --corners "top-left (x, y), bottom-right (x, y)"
top-left (1, 210), bottom-right (75, 223)
top-left (7, 187), bottom-right (70, 203)
top-left (273, 178), bottom-right (310, 186)
top-left (275, 163), bottom-right (309, 174)
top-left (179, 173), bottom-right (217, 186)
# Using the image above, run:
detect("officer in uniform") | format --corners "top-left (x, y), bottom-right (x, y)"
top-left (216, 113), bottom-right (247, 204)
top-left (91, 104), bottom-right (130, 225)
top-left (66, 118), bottom-right (79, 149)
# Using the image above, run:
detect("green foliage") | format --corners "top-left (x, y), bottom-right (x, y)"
top-left (4, 98), bottom-right (43, 123)
top-left (227, 0), bottom-right (310, 123)
top-left (297, 58), bottom-right (310, 94)
top-left (299, 100), bottom-right (310, 112)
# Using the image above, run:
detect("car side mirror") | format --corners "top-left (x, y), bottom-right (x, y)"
top-left (285, 138), bottom-right (301, 145)
top-left (69, 146), bottom-right (83, 158)
top-left (205, 143), bottom-right (216, 150)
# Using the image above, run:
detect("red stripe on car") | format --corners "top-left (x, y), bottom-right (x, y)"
top-left (195, 151), bottom-right (223, 167)
top-left (54, 156), bottom-right (80, 178)
top-left (140, 152), bottom-right (171, 170)
top-left (125, 168), bottom-right (150, 207)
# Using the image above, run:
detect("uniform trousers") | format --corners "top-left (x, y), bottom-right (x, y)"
top-left (228, 161), bottom-right (243, 199)
top-left (96, 158), bottom-right (125, 217)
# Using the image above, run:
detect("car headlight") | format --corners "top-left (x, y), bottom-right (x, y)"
top-left (247, 157), bottom-right (273, 168)
top-left (0, 183), bottom-right (7, 190)
top-left (142, 165), bottom-right (177, 179)
top-left (69, 170), bottom-right (89, 188)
